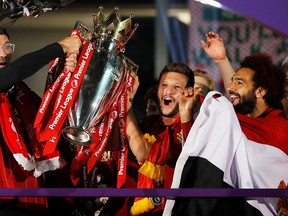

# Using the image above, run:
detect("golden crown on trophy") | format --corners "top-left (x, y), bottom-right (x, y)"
top-left (92, 6), bottom-right (139, 47)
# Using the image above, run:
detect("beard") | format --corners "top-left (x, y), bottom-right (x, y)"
top-left (0, 54), bottom-right (12, 67)
top-left (159, 102), bottom-right (179, 118)
top-left (233, 91), bottom-right (256, 115)
top-left (6, 55), bottom-right (12, 64)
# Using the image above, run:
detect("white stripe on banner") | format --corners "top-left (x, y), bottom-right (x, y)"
top-left (164, 91), bottom-right (288, 216)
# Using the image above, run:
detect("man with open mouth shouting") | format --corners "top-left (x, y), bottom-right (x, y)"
top-left (126, 63), bottom-right (201, 216)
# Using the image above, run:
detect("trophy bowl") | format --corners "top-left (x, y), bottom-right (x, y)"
top-left (63, 127), bottom-right (91, 145)
top-left (62, 8), bottom-right (138, 146)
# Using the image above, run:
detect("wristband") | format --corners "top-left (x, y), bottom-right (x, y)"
top-left (214, 57), bottom-right (228, 63)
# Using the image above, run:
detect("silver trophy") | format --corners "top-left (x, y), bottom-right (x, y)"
top-left (62, 7), bottom-right (138, 146)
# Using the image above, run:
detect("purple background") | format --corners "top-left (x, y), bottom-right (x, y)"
top-left (216, 0), bottom-right (288, 37)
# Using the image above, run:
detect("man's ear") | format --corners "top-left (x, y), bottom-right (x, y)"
top-left (255, 87), bottom-right (267, 98)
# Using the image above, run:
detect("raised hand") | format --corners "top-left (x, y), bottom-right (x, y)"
top-left (200, 31), bottom-right (227, 62)
top-left (179, 87), bottom-right (202, 123)
top-left (127, 70), bottom-right (140, 111)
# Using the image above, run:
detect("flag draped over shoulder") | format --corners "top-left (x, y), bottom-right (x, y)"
top-left (163, 91), bottom-right (288, 216)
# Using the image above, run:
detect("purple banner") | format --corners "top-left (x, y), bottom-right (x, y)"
top-left (0, 188), bottom-right (287, 197)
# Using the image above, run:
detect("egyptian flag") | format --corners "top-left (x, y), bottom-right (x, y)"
top-left (163, 91), bottom-right (288, 216)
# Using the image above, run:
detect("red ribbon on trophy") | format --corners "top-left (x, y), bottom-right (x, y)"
top-left (69, 69), bottom-right (133, 188)
top-left (34, 40), bottom-right (94, 154)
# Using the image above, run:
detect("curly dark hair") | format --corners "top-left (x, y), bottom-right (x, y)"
top-left (240, 53), bottom-right (285, 109)
top-left (0, 28), bottom-right (10, 39)
top-left (159, 63), bottom-right (194, 88)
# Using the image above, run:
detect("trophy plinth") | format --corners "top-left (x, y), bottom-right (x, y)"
top-left (62, 127), bottom-right (93, 146)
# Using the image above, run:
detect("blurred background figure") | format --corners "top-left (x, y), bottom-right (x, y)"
top-left (193, 69), bottom-right (215, 118)
top-left (193, 69), bottom-right (215, 96)
top-left (143, 83), bottom-right (159, 117)
top-left (282, 56), bottom-right (288, 119)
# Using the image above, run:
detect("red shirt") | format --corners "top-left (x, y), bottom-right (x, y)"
top-left (237, 108), bottom-right (288, 154)
top-left (136, 114), bottom-right (193, 215)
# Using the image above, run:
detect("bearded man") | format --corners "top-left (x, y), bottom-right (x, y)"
top-left (163, 31), bottom-right (288, 216)
top-left (0, 27), bottom-right (80, 215)
top-left (126, 63), bottom-right (201, 216)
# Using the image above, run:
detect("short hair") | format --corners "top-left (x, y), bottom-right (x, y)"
top-left (0, 28), bottom-right (10, 39)
top-left (159, 63), bottom-right (194, 87)
top-left (193, 69), bottom-right (215, 91)
top-left (240, 53), bottom-right (285, 109)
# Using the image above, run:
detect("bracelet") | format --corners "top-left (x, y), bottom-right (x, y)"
top-left (214, 57), bottom-right (228, 63)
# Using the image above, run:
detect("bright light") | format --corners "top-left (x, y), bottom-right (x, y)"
top-left (177, 13), bottom-right (191, 25)
top-left (194, 0), bottom-right (223, 9)
top-left (169, 9), bottom-right (191, 25)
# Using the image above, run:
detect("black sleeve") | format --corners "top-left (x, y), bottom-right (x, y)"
top-left (0, 42), bottom-right (64, 91)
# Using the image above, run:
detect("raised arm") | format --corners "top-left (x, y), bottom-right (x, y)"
top-left (0, 35), bottom-right (81, 91)
top-left (201, 31), bottom-right (235, 92)
top-left (178, 87), bottom-right (202, 139)
top-left (126, 71), bottom-right (152, 163)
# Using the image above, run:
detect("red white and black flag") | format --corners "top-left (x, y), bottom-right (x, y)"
top-left (163, 91), bottom-right (288, 216)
